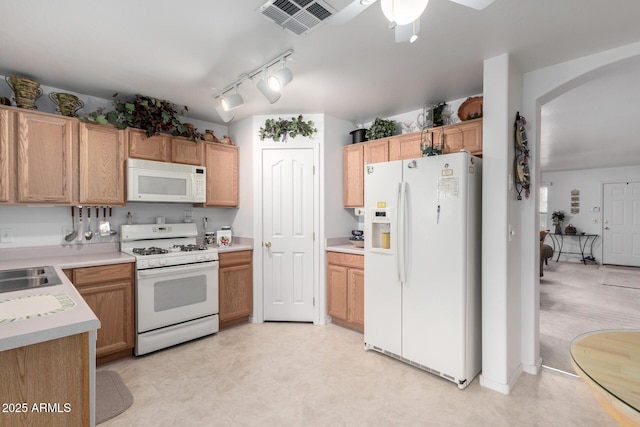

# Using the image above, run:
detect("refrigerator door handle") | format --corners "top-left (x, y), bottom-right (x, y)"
top-left (398, 181), bottom-right (407, 283)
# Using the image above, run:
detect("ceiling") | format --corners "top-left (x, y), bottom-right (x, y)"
top-left (1, 0), bottom-right (640, 172)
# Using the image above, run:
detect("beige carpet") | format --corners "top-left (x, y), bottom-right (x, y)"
top-left (96, 370), bottom-right (134, 425)
top-left (540, 261), bottom-right (640, 374)
top-left (601, 265), bottom-right (640, 289)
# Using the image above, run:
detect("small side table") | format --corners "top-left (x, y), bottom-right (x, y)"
top-left (549, 233), bottom-right (598, 264)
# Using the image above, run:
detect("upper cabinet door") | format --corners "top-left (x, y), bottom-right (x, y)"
top-left (389, 133), bottom-right (422, 161)
top-left (79, 123), bottom-right (126, 206)
top-left (343, 144), bottom-right (364, 208)
top-left (0, 108), bottom-right (15, 203)
top-left (204, 143), bottom-right (239, 207)
top-left (363, 139), bottom-right (389, 164)
top-left (127, 129), bottom-right (169, 162)
top-left (16, 111), bottom-right (76, 204)
top-left (171, 137), bottom-right (203, 165)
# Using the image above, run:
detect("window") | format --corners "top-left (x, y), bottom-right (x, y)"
top-left (539, 186), bottom-right (548, 230)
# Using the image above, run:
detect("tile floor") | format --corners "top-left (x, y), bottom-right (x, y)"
top-left (100, 323), bottom-right (616, 426)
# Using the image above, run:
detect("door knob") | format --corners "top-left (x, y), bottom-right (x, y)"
top-left (605, 227), bottom-right (610, 230)
top-left (265, 241), bottom-right (272, 247)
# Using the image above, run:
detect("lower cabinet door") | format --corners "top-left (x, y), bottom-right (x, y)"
top-left (327, 264), bottom-right (348, 320)
top-left (77, 280), bottom-right (134, 357)
top-left (348, 268), bottom-right (365, 332)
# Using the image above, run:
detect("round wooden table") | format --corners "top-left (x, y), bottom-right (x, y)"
top-left (571, 330), bottom-right (640, 426)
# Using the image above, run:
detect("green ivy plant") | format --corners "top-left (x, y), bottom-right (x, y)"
top-left (83, 94), bottom-right (204, 142)
top-left (259, 115), bottom-right (317, 142)
top-left (365, 118), bottom-right (396, 141)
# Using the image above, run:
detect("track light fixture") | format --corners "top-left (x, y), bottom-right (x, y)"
top-left (213, 97), bottom-right (234, 123)
top-left (213, 49), bottom-right (294, 122)
top-left (267, 62), bottom-right (293, 92)
top-left (220, 88), bottom-right (243, 112)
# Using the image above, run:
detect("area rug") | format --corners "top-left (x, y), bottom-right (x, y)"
top-left (601, 266), bottom-right (640, 290)
top-left (96, 370), bottom-right (134, 425)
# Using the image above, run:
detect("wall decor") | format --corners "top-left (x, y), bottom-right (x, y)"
top-left (514, 112), bottom-right (530, 200)
top-left (571, 189), bottom-right (580, 214)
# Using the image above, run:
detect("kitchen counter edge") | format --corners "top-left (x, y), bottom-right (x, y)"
top-left (326, 245), bottom-right (364, 255)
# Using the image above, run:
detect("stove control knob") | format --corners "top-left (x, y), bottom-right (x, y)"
top-left (204, 253), bottom-right (212, 260)
top-left (148, 259), bottom-right (157, 267)
top-left (159, 258), bottom-right (167, 266)
top-left (196, 254), bottom-right (204, 261)
top-left (138, 260), bottom-right (147, 269)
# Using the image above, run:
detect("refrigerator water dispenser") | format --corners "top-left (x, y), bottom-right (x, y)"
top-left (370, 209), bottom-right (392, 250)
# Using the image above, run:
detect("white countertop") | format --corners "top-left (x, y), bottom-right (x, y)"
top-left (0, 265), bottom-right (100, 352)
top-left (215, 243), bottom-right (254, 253)
top-left (0, 244), bottom-right (133, 352)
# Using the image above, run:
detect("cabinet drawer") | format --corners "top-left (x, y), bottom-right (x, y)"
top-left (327, 251), bottom-right (364, 269)
top-left (71, 263), bottom-right (134, 286)
top-left (219, 250), bottom-right (252, 268)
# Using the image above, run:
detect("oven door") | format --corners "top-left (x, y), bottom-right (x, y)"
top-left (137, 261), bottom-right (218, 333)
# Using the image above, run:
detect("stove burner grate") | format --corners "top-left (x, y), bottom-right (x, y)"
top-left (133, 247), bottom-right (169, 256)
top-left (173, 244), bottom-right (207, 252)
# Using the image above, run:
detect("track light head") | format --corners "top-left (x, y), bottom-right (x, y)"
top-left (257, 75), bottom-right (281, 104)
top-left (220, 92), bottom-right (243, 112)
top-left (267, 65), bottom-right (293, 92)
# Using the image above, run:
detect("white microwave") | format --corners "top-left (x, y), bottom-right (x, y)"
top-left (127, 158), bottom-right (206, 203)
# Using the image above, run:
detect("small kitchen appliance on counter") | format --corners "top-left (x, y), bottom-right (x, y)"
top-left (120, 223), bottom-right (219, 356)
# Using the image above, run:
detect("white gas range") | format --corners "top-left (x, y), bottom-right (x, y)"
top-left (121, 223), bottom-right (219, 356)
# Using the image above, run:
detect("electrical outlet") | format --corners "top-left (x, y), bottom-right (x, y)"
top-left (0, 228), bottom-right (13, 243)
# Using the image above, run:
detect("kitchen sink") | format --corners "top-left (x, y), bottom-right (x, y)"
top-left (0, 266), bottom-right (63, 293)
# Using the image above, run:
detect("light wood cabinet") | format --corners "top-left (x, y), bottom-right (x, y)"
top-left (219, 250), bottom-right (253, 330)
top-left (64, 263), bottom-right (134, 365)
top-left (389, 132), bottom-right (423, 160)
top-left (127, 128), bottom-right (169, 162)
top-left (327, 251), bottom-right (364, 333)
top-left (16, 111), bottom-right (76, 204)
top-left (343, 144), bottom-right (364, 208)
top-left (79, 123), bottom-right (126, 205)
top-left (0, 108), bottom-right (15, 203)
top-left (429, 118), bottom-right (482, 155)
top-left (364, 139), bottom-right (389, 164)
top-left (0, 333), bottom-right (90, 426)
top-left (171, 137), bottom-right (204, 165)
top-left (203, 143), bottom-right (239, 207)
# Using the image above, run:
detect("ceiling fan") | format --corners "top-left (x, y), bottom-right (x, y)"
top-left (331, 0), bottom-right (495, 42)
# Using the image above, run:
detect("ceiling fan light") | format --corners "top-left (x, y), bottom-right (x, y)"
top-left (257, 77), bottom-right (281, 104)
top-left (220, 92), bottom-right (243, 112)
top-left (267, 66), bottom-right (293, 92)
top-left (381, 0), bottom-right (429, 26)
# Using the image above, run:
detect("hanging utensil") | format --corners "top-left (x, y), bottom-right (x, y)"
top-left (84, 206), bottom-right (94, 240)
top-left (78, 205), bottom-right (84, 239)
top-left (109, 207), bottom-right (117, 235)
top-left (64, 206), bottom-right (78, 242)
top-left (99, 206), bottom-right (110, 237)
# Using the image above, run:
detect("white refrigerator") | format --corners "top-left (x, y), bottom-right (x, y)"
top-left (364, 152), bottom-right (482, 389)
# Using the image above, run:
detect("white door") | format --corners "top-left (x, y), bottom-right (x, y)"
top-left (603, 181), bottom-right (640, 266)
top-left (262, 148), bottom-right (315, 321)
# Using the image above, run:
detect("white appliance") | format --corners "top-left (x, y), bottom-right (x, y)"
top-left (120, 223), bottom-right (219, 356)
top-left (364, 152), bottom-right (482, 389)
top-left (126, 158), bottom-right (206, 203)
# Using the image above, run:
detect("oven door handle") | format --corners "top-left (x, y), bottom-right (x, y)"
top-left (137, 261), bottom-right (219, 278)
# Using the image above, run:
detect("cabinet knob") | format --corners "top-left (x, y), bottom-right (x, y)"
top-left (265, 241), bottom-right (272, 248)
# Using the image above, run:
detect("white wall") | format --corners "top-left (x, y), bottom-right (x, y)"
top-left (480, 54), bottom-right (524, 394)
top-left (228, 116), bottom-right (255, 238)
top-left (542, 165), bottom-right (640, 261)
top-left (323, 115), bottom-right (359, 239)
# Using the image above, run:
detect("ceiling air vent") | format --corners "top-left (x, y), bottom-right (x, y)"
top-left (258, 0), bottom-right (349, 36)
